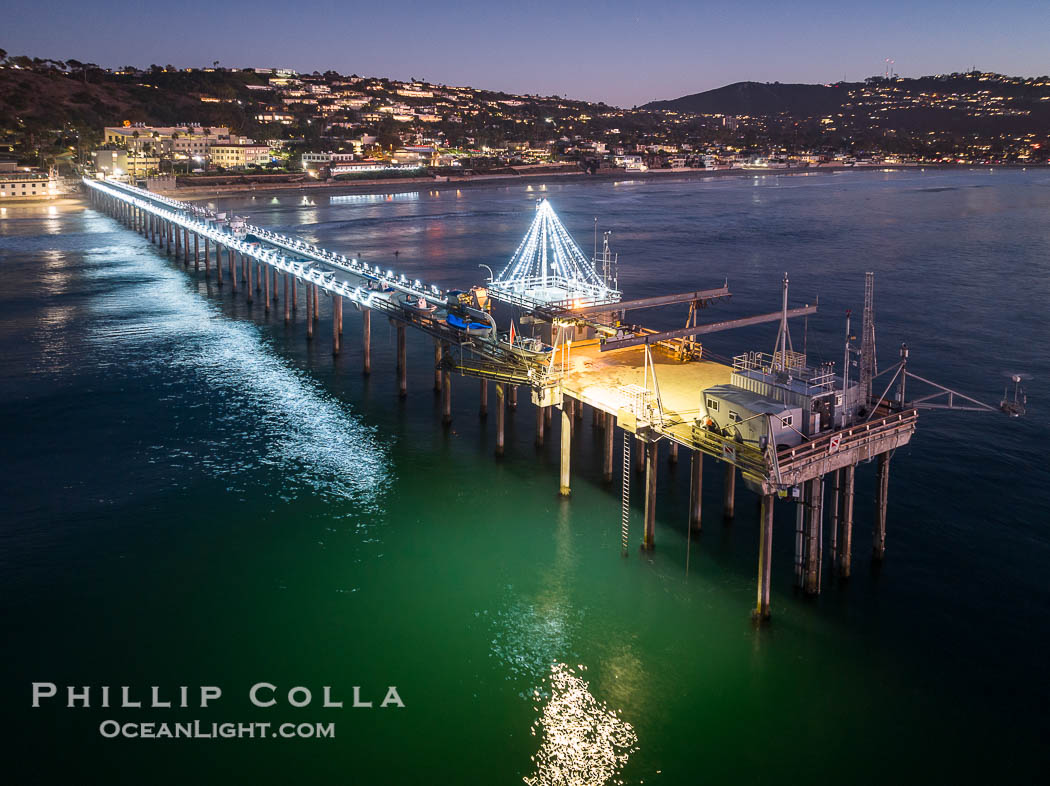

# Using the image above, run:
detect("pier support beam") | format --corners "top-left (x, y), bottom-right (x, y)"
top-left (723, 463), bottom-right (736, 521)
top-left (264, 264), bottom-right (270, 312)
top-left (433, 341), bottom-right (442, 392)
top-left (313, 284), bottom-right (320, 321)
top-left (229, 248), bottom-right (236, 292)
top-left (441, 367), bottom-right (452, 425)
top-left (642, 441), bottom-right (658, 550)
top-left (479, 379), bottom-right (488, 418)
top-left (246, 256), bottom-right (253, 304)
top-left (216, 245), bottom-right (223, 285)
top-left (535, 405), bottom-right (545, 447)
top-left (689, 451), bottom-right (703, 531)
top-left (362, 309), bottom-right (371, 374)
top-left (332, 297), bottom-right (341, 355)
top-left (193, 233), bottom-right (199, 271)
top-left (183, 227), bottom-right (189, 265)
top-left (397, 323), bottom-right (407, 397)
top-left (559, 407), bottom-right (571, 497)
top-left (829, 469), bottom-right (841, 571)
top-left (306, 286), bottom-right (313, 340)
top-left (204, 238), bottom-right (210, 274)
top-left (874, 452), bottom-right (890, 560)
top-left (803, 477), bottom-right (824, 595)
top-left (602, 412), bottom-right (614, 482)
top-left (283, 275), bottom-right (290, 322)
top-left (509, 385), bottom-right (517, 412)
top-left (291, 278), bottom-right (297, 311)
top-left (669, 442), bottom-right (678, 465)
top-left (755, 494), bottom-right (774, 621)
top-left (495, 383), bottom-right (505, 457)
top-left (837, 464), bottom-right (856, 577)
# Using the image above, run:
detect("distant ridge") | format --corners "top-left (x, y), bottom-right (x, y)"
top-left (643, 81), bottom-right (852, 116)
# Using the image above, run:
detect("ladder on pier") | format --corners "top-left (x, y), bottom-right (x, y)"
top-left (621, 433), bottom-right (631, 555)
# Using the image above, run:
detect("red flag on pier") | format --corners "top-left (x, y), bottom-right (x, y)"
top-left (509, 319), bottom-right (517, 346)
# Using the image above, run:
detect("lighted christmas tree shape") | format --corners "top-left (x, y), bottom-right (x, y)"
top-left (488, 199), bottom-right (620, 308)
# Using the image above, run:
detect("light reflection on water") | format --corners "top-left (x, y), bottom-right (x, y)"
top-left (81, 235), bottom-right (390, 508)
top-left (524, 663), bottom-right (639, 786)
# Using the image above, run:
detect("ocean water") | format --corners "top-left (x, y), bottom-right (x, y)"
top-left (2, 169), bottom-right (1048, 784)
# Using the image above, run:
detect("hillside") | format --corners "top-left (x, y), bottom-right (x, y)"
top-left (642, 73), bottom-right (1050, 138)
top-left (644, 81), bottom-right (851, 117)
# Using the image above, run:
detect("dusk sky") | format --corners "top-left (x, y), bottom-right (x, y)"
top-left (5, 0), bottom-right (1048, 106)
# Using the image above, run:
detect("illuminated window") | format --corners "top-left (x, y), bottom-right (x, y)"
top-left (728, 410), bottom-right (740, 422)
top-left (706, 399), bottom-right (719, 412)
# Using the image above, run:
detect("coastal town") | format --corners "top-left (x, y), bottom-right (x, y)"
top-left (2, 54), bottom-right (1049, 200)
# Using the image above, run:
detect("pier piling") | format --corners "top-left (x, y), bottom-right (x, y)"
top-left (536, 405), bottom-right (545, 447)
top-left (441, 367), bottom-right (452, 425)
top-left (397, 323), bottom-right (407, 397)
top-left (362, 309), bottom-right (371, 374)
top-left (837, 464), bottom-right (856, 577)
top-left (874, 453), bottom-right (890, 560)
top-left (755, 494), bottom-right (774, 621)
top-left (495, 383), bottom-right (505, 457)
top-left (602, 412), bottom-right (614, 482)
top-left (689, 451), bottom-right (703, 532)
top-left (479, 379), bottom-right (488, 418)
top-left (559, 407), bottom-right (571, 497)
top-left (332, 297), bottom-right (341, 355)
top-left (433, 341), bottom-right (442, 392)
top-left (723, 463), bottom-right (736, 521)
top-left (804, 477), bottom-right (824, 595)
top-left (642, 441), bottom-right (658, 550)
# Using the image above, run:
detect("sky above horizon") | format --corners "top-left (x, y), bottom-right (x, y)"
top-left (4, 0), bottom-right (1048, 106)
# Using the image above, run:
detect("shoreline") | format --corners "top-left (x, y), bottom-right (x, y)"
top-left (154, 162), bottom-right (1043, 203)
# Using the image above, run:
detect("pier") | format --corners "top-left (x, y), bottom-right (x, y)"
top-left (84, 176), bottom-right (1013, 621)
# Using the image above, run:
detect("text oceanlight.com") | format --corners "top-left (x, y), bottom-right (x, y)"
top-left (99, 720), bottom-right (335, 739)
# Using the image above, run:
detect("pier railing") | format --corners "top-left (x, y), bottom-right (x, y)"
top-left (774, 409), bottom-right (918, 487)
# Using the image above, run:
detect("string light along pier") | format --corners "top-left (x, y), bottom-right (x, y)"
top-left (83, 177), bottom-right (1025, 621)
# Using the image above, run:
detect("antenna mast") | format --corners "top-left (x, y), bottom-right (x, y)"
top-left (860, 271), bottom-right (877, 401)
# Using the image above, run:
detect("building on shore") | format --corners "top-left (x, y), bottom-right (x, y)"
top-left (103, 125), bottom-right (235, 158)
top-left (209, 143), bottom-right (272, 169)
top-left (91, 149), bottom-right (162, 178)
top-left (0, 162), bottom-right (59, 201)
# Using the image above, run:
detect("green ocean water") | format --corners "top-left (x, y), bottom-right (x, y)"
top-left (2, 169), bottom-right (1048, 784)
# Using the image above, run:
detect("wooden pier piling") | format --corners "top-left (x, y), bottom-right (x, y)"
top-left (495, 383), bottom-right (505, 457)
top-left (755, 494), bottom-right (774, 621)
top-left (689, 451), bottom-right (703, 531)
top-left (723, 463), bottom-right (736, 521)
top-left (433, 340), bottom-right (442, 392)
top-left (642, 441), bottom-right (658, 550)
top-left (874, 452), bottom-right (890, 560)
top-left (837, 464), bottom-right (856, 577)
top-left (362, 309), bottom-right (371, 374)
top-left (559, 407), bottom-right (571, 497)
top-left (804, 476), bottom-right (824, 595)
top-left (441, 367), bottom-right (452, 425)
top-left (397, 323), bottom-right (407, 397)
top-left (602, 412), bottom-right (614, 482)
